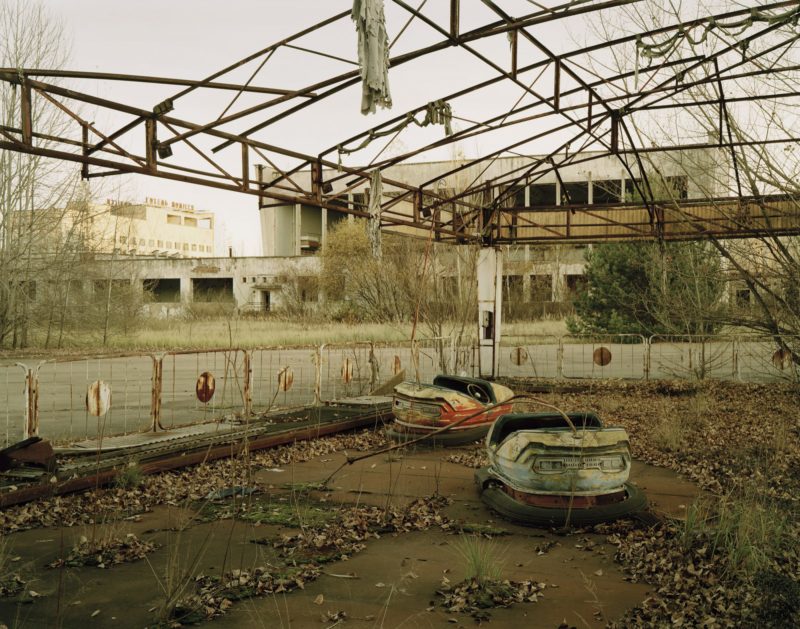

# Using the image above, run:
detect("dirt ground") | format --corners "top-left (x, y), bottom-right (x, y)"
top-left (0, 446), bottom-right (695, 629)
top-left (1, 379), bottom-right (797, 628)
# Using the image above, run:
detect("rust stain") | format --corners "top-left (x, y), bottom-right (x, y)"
top-left (772, 348), bottom-right (792, 370)
top-left (392, 355), bottom-right (402, 375)
top-left (511, 347), bottom-right (528, 366)
top-left (341, 358), bottom-right (354, 384)
top-left (196, 371), bottom-right (216, 403)
top-left (278, 366), bottom-right (294, 392)
top-left (593, 346), bottom-right (612, 366)
top-left (86, 380), bottom-right (112, 417)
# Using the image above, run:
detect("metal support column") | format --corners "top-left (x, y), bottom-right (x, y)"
top-left (477, 247), bottom-right (502, 379)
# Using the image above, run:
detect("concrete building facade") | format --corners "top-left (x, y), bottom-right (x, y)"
top-left (15, 151), bottom-right (726, 316)
top-left (93, 198), bottom-right (215, 258)
top-left (258, 149), bottom-right (723, 257)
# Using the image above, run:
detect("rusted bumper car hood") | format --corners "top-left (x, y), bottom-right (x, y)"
top-left (485, 412), bottom-right (631, 497)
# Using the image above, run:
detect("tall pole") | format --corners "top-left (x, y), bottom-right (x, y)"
top-left (477, 247), bottom-right (502, 378)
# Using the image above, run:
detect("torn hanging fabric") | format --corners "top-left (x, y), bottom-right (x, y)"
top-left (367, 170), bottom-right (382, 259)
top-left (352, 0), bottom-right (392, 115)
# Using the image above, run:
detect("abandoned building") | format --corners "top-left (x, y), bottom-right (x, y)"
top-left (14, 148), bottom-right (723, 316)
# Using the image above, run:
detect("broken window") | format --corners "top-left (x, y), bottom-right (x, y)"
top-left (565, 274), bottom-right (587, 296)
top-left (501, 185), bottom-right (525, 208)
top-left (665, 175), bottom-right (689, 200)
top-left (530, 275), bottom-right (552, 302)
top-left (144, 278), bottom-right (181, 303)
top-left (192, 277), bottom-right (234, 302)
top-left (592, 180), bottom-right (621, 204)
top-left (562, 182), bottom-right (588, 205)
top-left (528, 183), bottom-right (557, 207)
top-left (625, 178), bottom-right (643, 202)
top-left (503, 275), bottom-right (524, 302)
top-left (735, 288), bottom-right (751, 308)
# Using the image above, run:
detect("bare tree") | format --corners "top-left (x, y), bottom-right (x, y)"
top-left (0, 0), bottom-right (82, 348)
top-left (582, 3), bottom-right (800, 360)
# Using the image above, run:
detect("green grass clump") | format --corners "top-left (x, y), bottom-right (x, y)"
top-left (681, 489), bottom-right (790, 577)
top-left (454, 535), bottom-right (506, 585)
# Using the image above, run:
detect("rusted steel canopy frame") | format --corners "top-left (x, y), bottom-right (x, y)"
top-left (0, 68), bottom-right (318, 97)
top-left (0, 74), bottom-right (464, 227)
top-left (384, 0), bottom-right (634, 226)
top-left (160, 119), bottom-right (243, 187)
top-left (167, 9), bottom-right (350, 104)
top-left (492, 197), bottom-right (800, 244)
top-left (475, 34), bottom-right (800, 199)
top-left (207, 0), bottom-right (640, 153)
top-left (358, 5), bottom-right (800, 222)
top-left (0, 135), bottom-right (464, 237)
top-left (141, 3), bottom-right (786, 201)
top-left (298, 45), bottom-right (800, 226)
top-left (391, 0), bottom-right (578, 134)
top-left (34, 88), bottom-right (148, 169)
top-left (1, 3), bottom-right (791, 243)
top-left (432, 128), bottom-right (800, 242)
top-left (319, 54), bottom-right (696, 201)
top-left (473, 6), bottom-right (800, 228)
top-left (476, 0), bottom-right (655, 235)
top-left (714, 59), bottom-right (744, 199)
top-left (436, 14), bottom-right (800, 218)
top-left (319, 1), bottom-right (792, 168)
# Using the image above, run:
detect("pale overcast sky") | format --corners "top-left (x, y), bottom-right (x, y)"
top-left (32, 1), bottom-right (702, 254)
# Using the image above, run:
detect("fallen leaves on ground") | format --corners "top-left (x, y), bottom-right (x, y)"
top-left (48, 533), bottom-right (157, 569)
top-left (445, 447), bottom-right (488, 469)
top-left (519, 379), bottom-right (800, 628)
top-left (0, 574), bottom-right (25, 598)
top-left (168, 495), bottom-right (451, 625)
top-left (437, 576), bottom-right (546, 622)
top-left (0, 429), bottom-right (388, 535)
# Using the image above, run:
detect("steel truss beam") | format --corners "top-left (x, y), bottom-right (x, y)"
top-left (0, 1), bottom-right (799, 244)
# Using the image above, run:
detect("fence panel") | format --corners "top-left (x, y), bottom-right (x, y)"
top-left (37, 354), bottom-right (155, 442)
top-left (249, 346), bottom-right (317, 412)
top-left (561, 335), bottom-right (647, 380)
top-left (498, 335), bottom-right (561, 379)
top-left (1, 362), bottom-right (27, 447)
top-left (320, 343), bottom-right (375, 400)
top-left (649, 336), bottom-right (736, 381)
top-left (733, 336), bottom-right (800, 383)
top-left (160, 349), bottom-right (247, 428)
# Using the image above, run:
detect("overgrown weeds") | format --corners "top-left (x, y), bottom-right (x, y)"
top-left (453, 534), bottom-right (505, 585)
top-left (49, 531), bottom-right (156, 569)
top-left (115, 460), bottom-right (144, 489)
top-left (680, 487), bottom-right (790, 578)
top-left (0, 538), bottom-right (25, 597)
top-left (650, 402), bottom-right (687, 452)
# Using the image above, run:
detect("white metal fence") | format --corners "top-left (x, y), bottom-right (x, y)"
top-left (500, 334), bottom-right (800, 383)
top-left (2, 333), bottom-right (797, 448)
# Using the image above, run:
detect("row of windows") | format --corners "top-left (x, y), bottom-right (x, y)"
top-left (324, 176), bottom-right (689, 211)
top-left (118, 236), bottom-right (212, 252)
top-left (504, 175), bottom-right (689, 208)
top-left (242, 276), bottom-right (276, 284)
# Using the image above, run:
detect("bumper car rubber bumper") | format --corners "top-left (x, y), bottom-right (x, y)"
top-left (386, 423), bottom-right (489, 447)
top-left (475, 466), bottom-right (647, 526)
